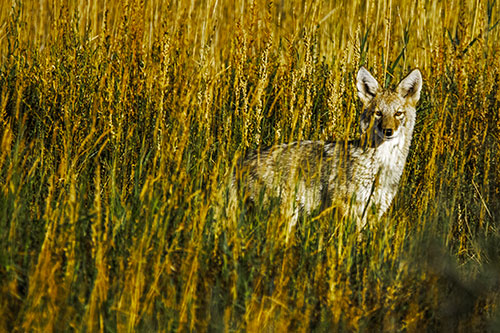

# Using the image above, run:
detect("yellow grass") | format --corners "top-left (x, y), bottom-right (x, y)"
top-left (0, 0), bottom-right (499, 331)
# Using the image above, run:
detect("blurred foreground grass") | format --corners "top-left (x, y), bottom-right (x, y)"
top-left (0, 0), bottom-right (499, 331)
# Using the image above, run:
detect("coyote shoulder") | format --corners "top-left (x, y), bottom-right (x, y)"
top-left (237, 67), bottom-right (422, 230)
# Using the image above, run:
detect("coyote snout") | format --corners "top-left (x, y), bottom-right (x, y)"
top-left (234, 66), bottom-right (422, 235)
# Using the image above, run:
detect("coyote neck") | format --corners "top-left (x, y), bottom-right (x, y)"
top-left (348, 121), bottom-right (414, 219)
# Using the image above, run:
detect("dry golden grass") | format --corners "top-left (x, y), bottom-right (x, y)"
top-left (0, 0), bottom-right (499, 331)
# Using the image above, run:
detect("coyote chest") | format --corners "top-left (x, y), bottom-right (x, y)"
top-left (238, 67), bottom-right (422, 229)
top-left (338, 132), bottom-right (410, 219)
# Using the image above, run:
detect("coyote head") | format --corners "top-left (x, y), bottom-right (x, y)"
top-left (356, 67), bottom-right (422, 141)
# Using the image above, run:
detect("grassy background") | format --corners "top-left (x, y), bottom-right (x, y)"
top-left (0, 0), bottom-right (499, 331)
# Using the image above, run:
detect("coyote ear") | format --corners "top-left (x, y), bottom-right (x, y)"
top-left (397, 69), bottom-right (422, 107)
top-left (357, 67), bottom-right (379, 105)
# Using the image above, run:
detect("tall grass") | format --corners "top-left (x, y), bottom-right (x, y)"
top-left (0, 0), bottom-right (499, 331)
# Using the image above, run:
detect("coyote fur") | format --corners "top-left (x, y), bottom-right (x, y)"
top-left (236, 67), bottom-right (422, 231)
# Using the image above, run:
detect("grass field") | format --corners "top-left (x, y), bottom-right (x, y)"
top-left (1, 0), bottom-right (499, 331)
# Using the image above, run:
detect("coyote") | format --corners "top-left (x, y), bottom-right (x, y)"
top-left (235, 67), bottom-right (422, 233)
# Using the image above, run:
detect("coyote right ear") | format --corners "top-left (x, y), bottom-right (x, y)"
top-left (397, 69), bottom-right (422, 107)
top-left (357, 67), bottom-right (379, 105)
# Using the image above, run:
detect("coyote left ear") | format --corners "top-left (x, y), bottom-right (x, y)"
top-left (357, 67), bottom-right (379, 106)
top-left (397, 69), bottom-right (422, 107)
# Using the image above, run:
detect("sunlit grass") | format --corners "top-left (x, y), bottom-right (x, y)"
top-left (0, 0), bottom-right (499, 331)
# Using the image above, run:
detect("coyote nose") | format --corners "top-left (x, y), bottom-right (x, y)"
top-left (383, 129), bottom-right (393, 137)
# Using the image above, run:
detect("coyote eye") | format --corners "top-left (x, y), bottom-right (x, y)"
top-left (395, 111), bottom-right (404, 117)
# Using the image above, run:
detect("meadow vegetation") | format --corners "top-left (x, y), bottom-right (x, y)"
top-left (0, 0), bottom-right (499, 331)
